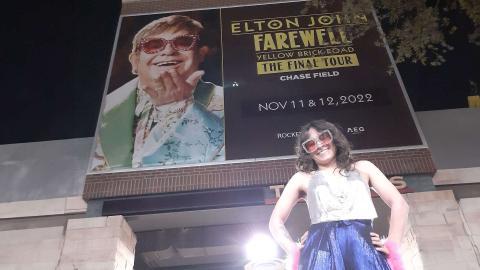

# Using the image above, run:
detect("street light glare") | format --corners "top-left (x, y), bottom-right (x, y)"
top-left (245, 233), bottom-right (278, 262)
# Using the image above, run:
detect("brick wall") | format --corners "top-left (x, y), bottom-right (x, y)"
top-left (57, 216), bottom-right (136, 270)
top-left (403, 190), bottom-right (480, 270)
top-left (84, 148), bottom-right (435, 200)
top-left (0, 214), bottom-right (136, 270)
top-left (0, 226), bottom-right (64, 269)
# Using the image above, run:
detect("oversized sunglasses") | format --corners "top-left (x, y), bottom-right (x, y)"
top-left (301, 130), bottom-right (333, 153)
top-left (137, 35), bottom-right (199, 54)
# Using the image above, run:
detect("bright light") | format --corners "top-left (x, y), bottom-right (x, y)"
top-left (245, 234), bottom-right (279, 262)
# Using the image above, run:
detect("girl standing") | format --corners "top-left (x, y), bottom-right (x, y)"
top-left (269, 120), bottom-right (408, 270)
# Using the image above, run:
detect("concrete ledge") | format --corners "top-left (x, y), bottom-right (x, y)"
top-left (433, 167), bottom-right (480, 185)
top-left (0, 226), bottom-right (64, 247)
top-left (0, 196), bottom-right (87, 219)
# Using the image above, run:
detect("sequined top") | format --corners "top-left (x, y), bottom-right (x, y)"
top-left (305, 170), bottom-right (378, 224)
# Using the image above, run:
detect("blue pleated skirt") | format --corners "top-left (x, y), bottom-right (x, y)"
top-left (299, 219), bottom-right (391, 270)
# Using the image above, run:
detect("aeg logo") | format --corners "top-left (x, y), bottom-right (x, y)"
top-left (346, 126), bottom-right (365, 135)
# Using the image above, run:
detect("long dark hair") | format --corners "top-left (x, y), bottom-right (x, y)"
top-left (295, 120), bottom-right (354, 173)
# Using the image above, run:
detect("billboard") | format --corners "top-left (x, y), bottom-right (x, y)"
top-left (89, 1), bottom-right (423, 172)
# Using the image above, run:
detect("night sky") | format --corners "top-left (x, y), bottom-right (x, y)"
top-left (1, 0), bottom-right (121, 144)
top-left (396, 8), bottom-right (480, 111)
top-left (0, 0), bottom-right (477, 144)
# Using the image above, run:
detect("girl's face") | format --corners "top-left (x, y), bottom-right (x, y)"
top-left (305, 128), bottom-right (337, 168)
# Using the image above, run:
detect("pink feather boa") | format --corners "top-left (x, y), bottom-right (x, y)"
top-left (385, 241), bottom-right (405, 270)
top-left (289, 245), bottom-right (300, 270)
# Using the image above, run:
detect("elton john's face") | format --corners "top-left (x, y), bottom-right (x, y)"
top-left (130, 28), bottom-right (206, 90)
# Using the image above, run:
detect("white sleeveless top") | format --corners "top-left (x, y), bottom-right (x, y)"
top-left (305, 169), bottom-right (378, 224)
